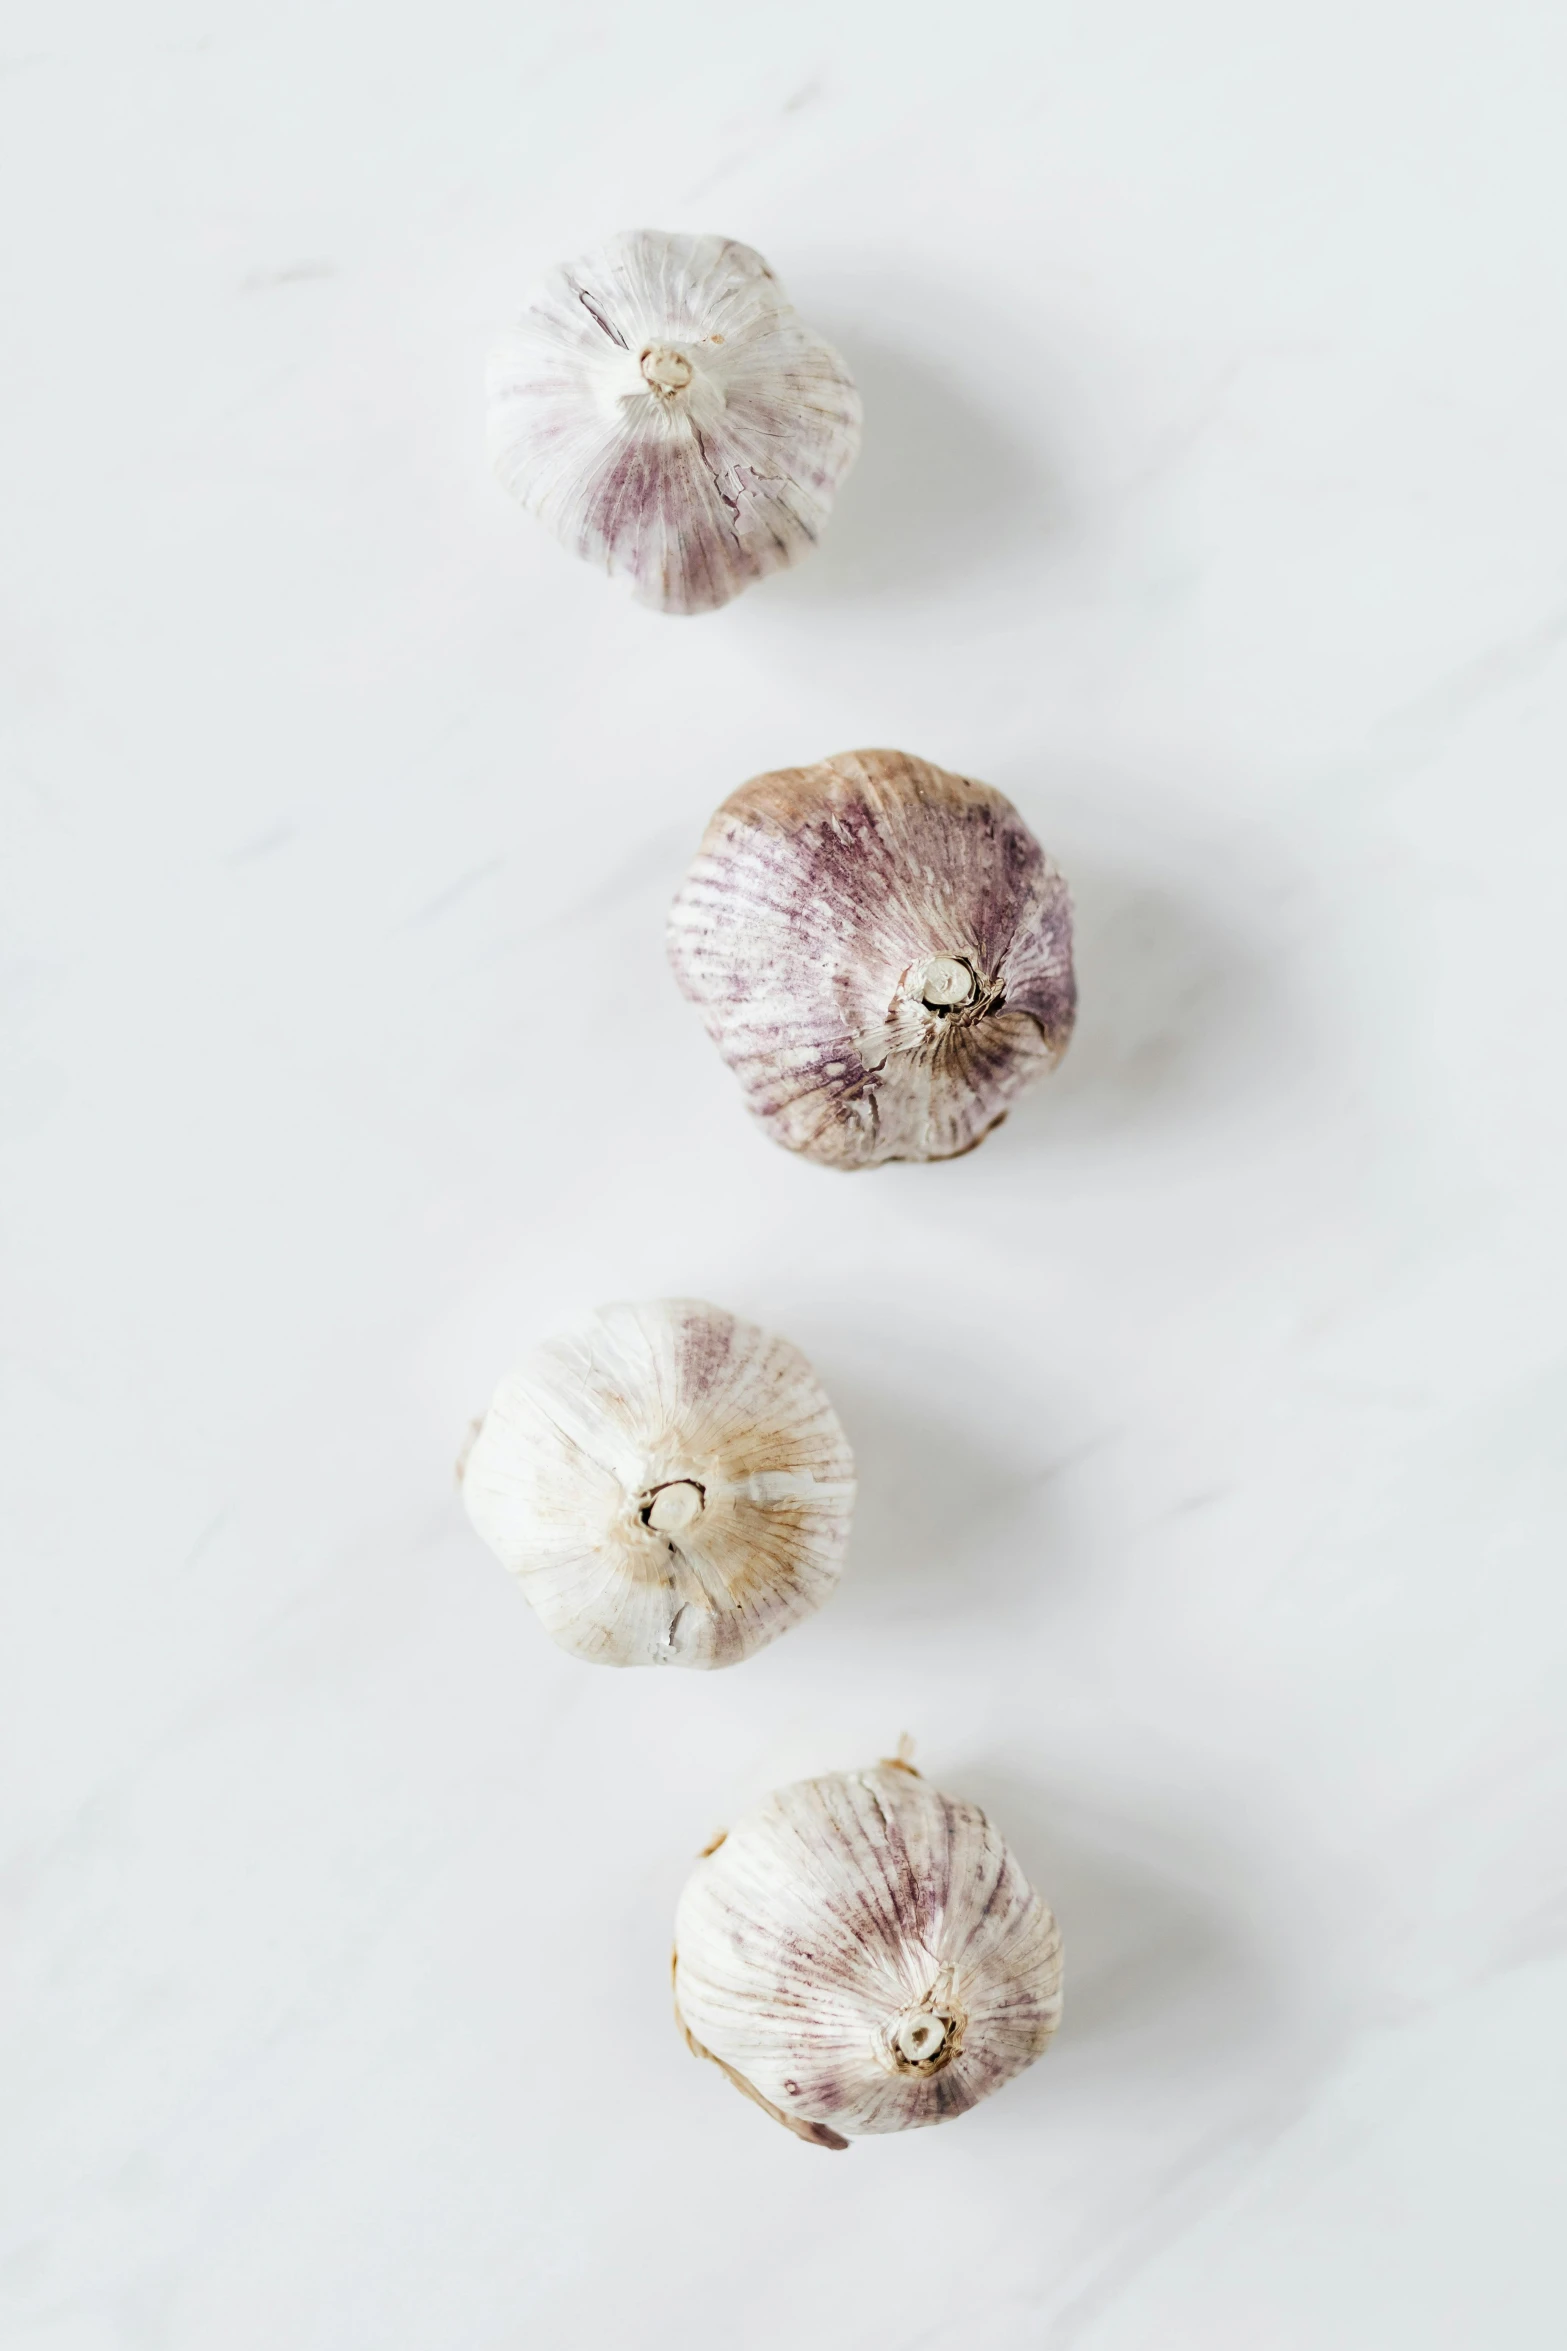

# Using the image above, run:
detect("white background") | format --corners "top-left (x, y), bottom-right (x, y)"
top-left (4, 3), bottom-right (1566, 2345)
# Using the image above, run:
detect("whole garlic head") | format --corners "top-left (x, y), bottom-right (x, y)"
top-left (667, 748), bottom-right (1077, 1168)
top-left (461, 1300), bottom-right (855, 1668)
top-left (674, 1755), bottom-right (1063, 2147)
top-left (487, 230), bottom-right (862, 615)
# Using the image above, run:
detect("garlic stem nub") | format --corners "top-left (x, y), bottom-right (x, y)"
top-left (893, 2012), bottom-right (951, 2066)
top-left (640, 343), bottom-right (694, 394)
top-left (919, 954), bottom-right (976, 1010)
top-left (643, 1479), bottom-right (705, 1533)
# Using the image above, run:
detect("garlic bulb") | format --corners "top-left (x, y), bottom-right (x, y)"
top-left (487, 230), bottom-right (861, 615)
top-left (461, 1300), bottom-right (854, 1668)
top-left (668, 748), bottom-right (1077, 1168)
top-left (674, 1753), bottom-right (1062, 2147)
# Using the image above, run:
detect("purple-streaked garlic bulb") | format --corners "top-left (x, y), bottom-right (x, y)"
top-left (674, 1752), bottom-right (1063, 2147)
top-left (667, 748), bottom-right (1077, 1168)
top-left (487, 230), bottom-right (861, 615)
top-left (461, 1300), bottom-right (854, 1668)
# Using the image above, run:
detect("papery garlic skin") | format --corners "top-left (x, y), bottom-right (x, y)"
top-left (488, 231), bottom-right (861, 615)
top-left (461, 1300), bottom-right (854, 1668)
top-left (667, 748), bottom-right (1077, 1168)
top-left (674, 1758), bottom-right (1062, 2146)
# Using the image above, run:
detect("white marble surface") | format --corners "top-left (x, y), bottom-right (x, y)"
top-left (4, 4), bottom-right (1566, 2345)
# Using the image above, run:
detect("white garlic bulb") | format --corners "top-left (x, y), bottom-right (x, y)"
top-left (668, 748), bottom-right (1077, 1168)
top-left (674, 1753), bottom-right (1063, 2147)
top-left (487, 230), bottom-right (861, 615)
top-left (461, 1300), bottom-right (855, 1668)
